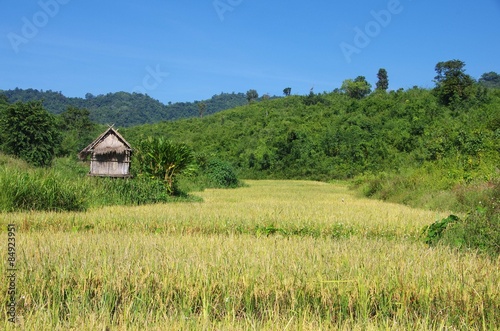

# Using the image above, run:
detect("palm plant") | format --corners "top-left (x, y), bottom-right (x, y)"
top-left (135, 137), bottom-right (194, 194)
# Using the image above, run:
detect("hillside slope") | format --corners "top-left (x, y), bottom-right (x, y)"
top-left (1, 88), bottom-right (253, 126)
top-left (123, 88), bottom-right (500, 184)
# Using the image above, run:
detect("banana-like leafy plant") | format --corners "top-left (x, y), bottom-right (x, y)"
top-left (135, 137), bottom-right (195, 194)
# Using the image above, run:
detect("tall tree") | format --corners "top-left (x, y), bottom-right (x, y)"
top-left (0, 93), bottom-right (8, 105)
top-left (246, 89), bottom-right (259, 104)
top-left (198, 102), bottom-right (206, 118)
top-left (433, 59), bottom-right (475, 106)
top-left (376, 68), bottom-right (389, 91)
top-left (479, 72), bottom-right (500, 89)
top-left (283, 87), bottom-right (292, 96)
top-left (0, 95), bottom-right (7, 148)
top-left (341, 76), bottom-right (372, 99)
top-left (58, 106), bottom-right (96, 156)
top-left (0, 101), bottom-right (60, 167)
top-left (59, 106), bottom-right (94, 132)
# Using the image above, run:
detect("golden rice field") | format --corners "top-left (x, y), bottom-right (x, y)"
top-left (1, 180), bottom-right (499, 330)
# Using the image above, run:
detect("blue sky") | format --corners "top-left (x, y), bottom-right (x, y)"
top-left (1, 0), bottom-right (499, 104)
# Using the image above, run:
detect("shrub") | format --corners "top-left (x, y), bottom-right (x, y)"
top-left (422, 214), bottom-right (459, 245)
top-left (0, 101), bottom-right (60, 167)
top-left (423, 180), bottom-right (500, 257)
top-left (205, 159), bottom-right (240, 188)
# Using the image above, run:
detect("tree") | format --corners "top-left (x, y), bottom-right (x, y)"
top-left (433, 59), bottom-right (475, 106)
top-left (283, 87), bottom-right (292, 96)
top-left (376, 68), bottom-right (389, 91)
top-left (58, 106), bottom-right (96, 156)
top-left (479, 72), bottom-right (500, 89)
top-left (0, 93), bottom-right (8, 105)
top-left (59, 106), bottom-right (94, 132)
top-left (246, 89), bottom-right (259, 103)
top-left (341, 76), bottom-right (372, 99)
top-left (135, 137), bottom-right (195, 194)
top-left (0, 101), bottom-right (60, 167)
top-left (0, 96), bottom-right (7, 148)
top-left (198, 102), bottom-right (206, 118)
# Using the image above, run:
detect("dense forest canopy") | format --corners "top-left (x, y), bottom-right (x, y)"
top-left (123, 86), bottom-right (499, 182)
top-left (0, 89), bottom-right (259, 127)
top-left (113, 64), bottom-right (498, 185)
top-left (479, 72), bottom-right (500, 89)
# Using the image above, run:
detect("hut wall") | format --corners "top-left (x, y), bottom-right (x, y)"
top-left (90, 152), bottom-right (131, 177)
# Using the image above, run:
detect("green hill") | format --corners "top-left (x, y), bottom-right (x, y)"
top-left (122, 87), bottom-right (500, 209)
top-left (1, 88), bottom-right (253, 127)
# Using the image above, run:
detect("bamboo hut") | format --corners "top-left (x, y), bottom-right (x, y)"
top-left (78, 127), bottom-right (132, 177)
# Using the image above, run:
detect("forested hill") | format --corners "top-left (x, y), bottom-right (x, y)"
top-left (1, 88), bottom-right (252, 126)
top-left (123, 87), bottom-right (500, 184)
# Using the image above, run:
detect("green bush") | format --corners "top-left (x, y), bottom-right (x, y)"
top-left (423, 180), bottom-right (500, 256)
top-left (422, 215), bottom-right (459, 245)
top-left (0, 101), bottom-right (60, 167)
top-left (205, 159), bottom-right (240, 188)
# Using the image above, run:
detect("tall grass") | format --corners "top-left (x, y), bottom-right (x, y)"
top-left (355, 167), bottom-right (500, 256)
top-left (0, 167), bottom-right (86, 212)
top-left (353, 164), bottom-right (499, 213)
top-left (0, 156), bottom-right (198, 212)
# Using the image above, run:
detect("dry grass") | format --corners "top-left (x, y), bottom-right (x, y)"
top-left (1, 180), bottom-right (498, 330)
top-left (3, 181), bottom-right (448, 239)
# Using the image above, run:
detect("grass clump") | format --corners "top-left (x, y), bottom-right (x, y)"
top-left (423, 180), bottom-right (500, 257)
top-left (87, 177), bottom-right (171, 207)
top-left (0, 167), bottom-right (87, 212)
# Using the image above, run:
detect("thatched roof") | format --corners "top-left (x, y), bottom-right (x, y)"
top-left (78, 127), bottom-right (132, 160)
